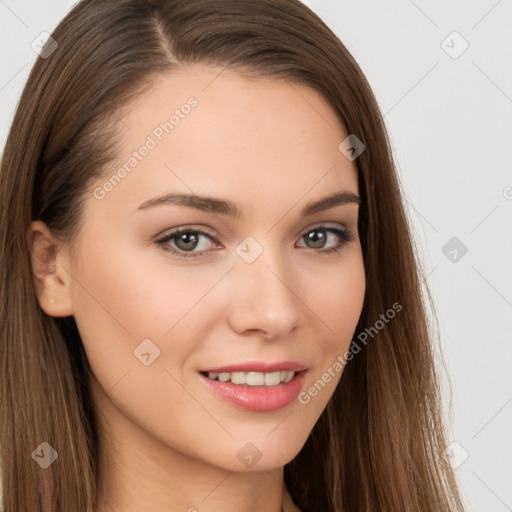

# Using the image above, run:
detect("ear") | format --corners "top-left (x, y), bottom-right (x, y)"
top-left (27, 220), bottom-right (74, 317)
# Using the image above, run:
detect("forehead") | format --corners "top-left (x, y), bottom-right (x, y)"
top-left (93, 64), bottom-right (358, 216)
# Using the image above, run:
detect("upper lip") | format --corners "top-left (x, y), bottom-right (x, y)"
top-left (200, 361), bottom-right (307, 373)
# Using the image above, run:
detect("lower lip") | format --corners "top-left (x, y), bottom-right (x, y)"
top-left (199, 371), bottom-right (307, 412)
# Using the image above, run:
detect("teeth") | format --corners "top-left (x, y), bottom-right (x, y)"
top-left (207, 370), bottom-right (295, 386)
top-left (231, 372), bottom-right (246, 385)
top-left (264, 372), bottom-right (280, 386)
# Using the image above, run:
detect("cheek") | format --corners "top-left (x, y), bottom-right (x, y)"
top-left (68, 240), bottom-right (171, 392)
top-left (69, 238), bottom-right (224, 387)
top-left (71, 236), bottom-right (205, 337)
top-left (310, 254), bottom-right (366, 353)
top-left (69, 242), bottom-right (210, 446)
top-left (299, 252), bottom-right (365, 406)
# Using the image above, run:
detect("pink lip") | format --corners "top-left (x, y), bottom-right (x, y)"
top-left (200, 360), bottom-right (307, 373)
top-left (199, 370), bottom-right (307, 412)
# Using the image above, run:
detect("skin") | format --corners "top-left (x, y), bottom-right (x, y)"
top-left (28, 65), bottom-right (366, 512)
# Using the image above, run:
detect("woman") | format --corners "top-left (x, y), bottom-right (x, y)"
top-left (0, 0), bottom-right (466, 511)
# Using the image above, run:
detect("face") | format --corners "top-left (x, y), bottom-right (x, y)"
top-left (31, 65), bottom-right (365, 474)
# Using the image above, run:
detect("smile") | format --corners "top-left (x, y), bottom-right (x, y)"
top-left (198, 369), bottom-right (307, 412)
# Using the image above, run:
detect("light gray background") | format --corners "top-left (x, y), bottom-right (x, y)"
top-left (1, 1), bottom-right (511, 511)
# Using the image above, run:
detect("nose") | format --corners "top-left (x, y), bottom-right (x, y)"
top-left (227, 246), bottom-right (301, 340)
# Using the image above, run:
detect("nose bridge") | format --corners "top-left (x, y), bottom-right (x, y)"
top-left (229, 236), bottom-right (300, 337)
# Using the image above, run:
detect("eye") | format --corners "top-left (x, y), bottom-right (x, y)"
top-left (154, 224), bottom-right (355, 260)
top-left (155, 227), bottom-right (219, 259)
top-left (296, 225), bottom-right (355, 255)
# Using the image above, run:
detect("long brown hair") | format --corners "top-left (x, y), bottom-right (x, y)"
top-left (0, 1), bottom-right (465, 510)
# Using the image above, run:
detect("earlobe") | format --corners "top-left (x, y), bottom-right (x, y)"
top-left (27, 220), bottom-right (74, 317)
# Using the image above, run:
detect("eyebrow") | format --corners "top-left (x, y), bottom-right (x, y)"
top-left (134, 190), bottom-right (361, 217)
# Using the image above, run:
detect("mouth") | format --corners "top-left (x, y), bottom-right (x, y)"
top-left (198, 368), bottom-right (308, 412)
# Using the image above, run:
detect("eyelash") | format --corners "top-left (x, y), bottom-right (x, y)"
top-left (154, 224), bottom-right (355, 260)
